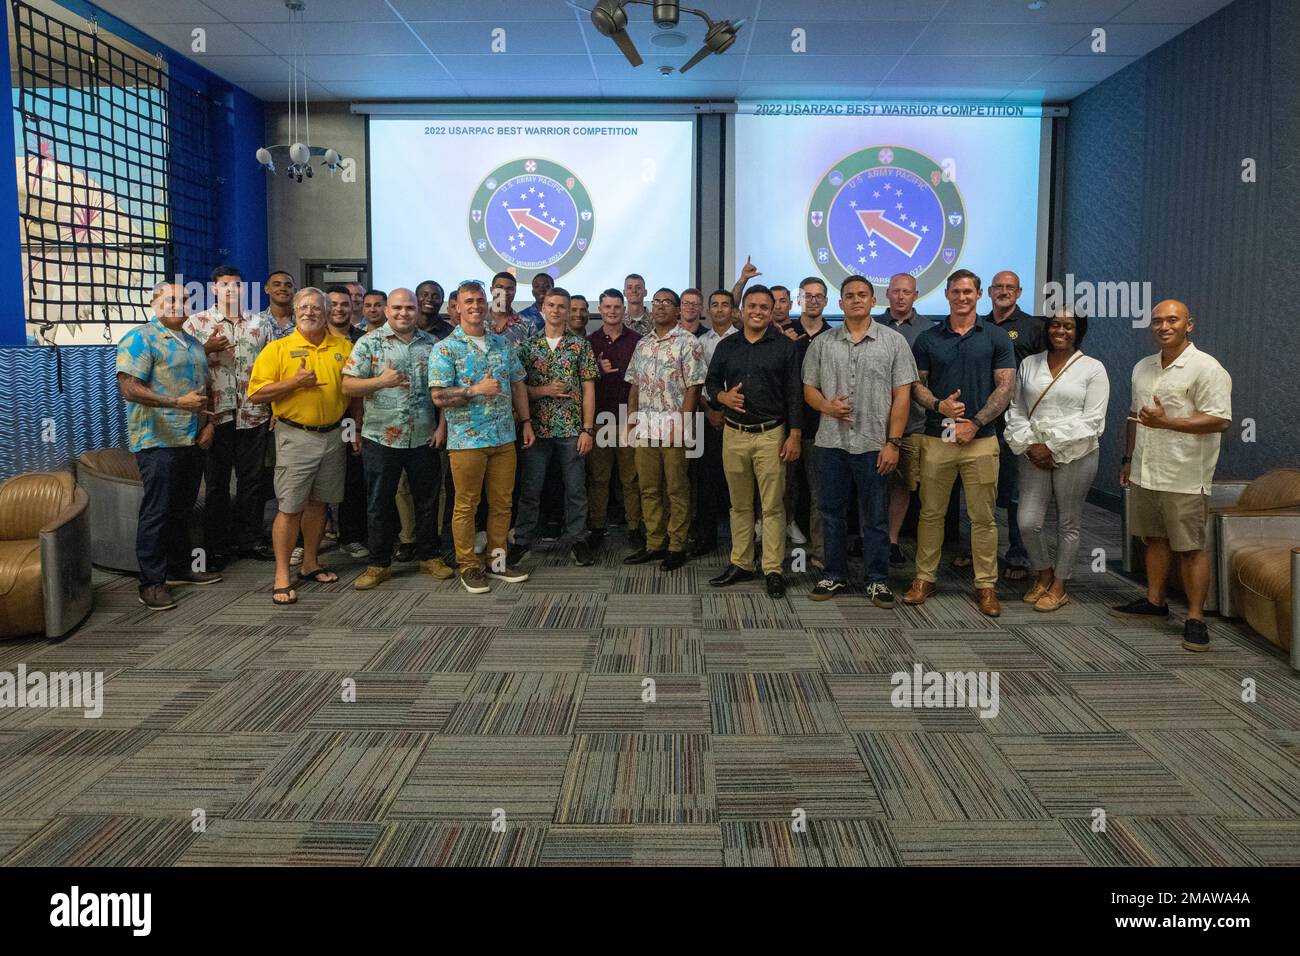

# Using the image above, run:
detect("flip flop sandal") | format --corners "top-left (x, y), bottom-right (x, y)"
top-left (272, 586), bottom-right (298, 606)
top-left (298, 567), bottom-right (339, 584)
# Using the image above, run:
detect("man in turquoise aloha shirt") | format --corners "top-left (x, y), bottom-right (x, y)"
top-left (428, 280), bottom-right (535, 594)
top-left (508, 287), bottom-right (599, 568)
top-left (342, 287), bottom-right (454, 590)
top-left (116, 280), bottom-right (223, 611)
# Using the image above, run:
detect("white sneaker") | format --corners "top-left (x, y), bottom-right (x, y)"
top-left (343, 541), bottom-right (370, 559)
top-left (290, 546), bottom-right (303, 566)
top-left (473, 531), bottom-right (487, 555)
top-left (787, 522), bottom-right (806, 545)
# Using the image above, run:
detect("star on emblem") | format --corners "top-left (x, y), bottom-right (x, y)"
top-left (869, 251), bottom-right (878, 259)
top-left (856, 244), bottom-right (864, 252)
top-left (849, 200), bottom-right (857, 208)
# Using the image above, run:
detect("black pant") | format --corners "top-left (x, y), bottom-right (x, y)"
top-left (362, 439), bottom-right (442, 566)
top-left (339, 446), bottom-right (367, 545)
top-left (135, 444), bottom-right (204, 587)
top-left (204, 420), bottom-right (269, 555)
top-left (691, 421), bottom-right (728, 545)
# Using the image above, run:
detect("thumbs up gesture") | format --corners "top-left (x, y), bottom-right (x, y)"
top-left (376, 359), bottom-right (407, 390)
top-left (718, 379), bottom-right (746, 413)
top-left (471, 369), bottom-right (502, 398)
top-left (1138, 393), bottom-right (1169, 429)
top-left (938, 388), bottom-right (964, 418)
top-left (293, 357), bottom-right (318, 390)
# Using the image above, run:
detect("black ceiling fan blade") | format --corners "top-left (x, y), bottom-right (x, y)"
top-left (677, 42), bottom-right (711, 73)
top-left (611, 28), bottom-right (644, 66)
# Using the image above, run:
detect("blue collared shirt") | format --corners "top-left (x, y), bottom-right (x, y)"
top-left (912, 317), bottom-right (1016, 439)
top-left (427, 326), bottom-right (526, 450)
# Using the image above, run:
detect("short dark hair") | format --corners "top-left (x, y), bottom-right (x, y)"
top-left (364, 290), bottom-right (387, 301)
top-left (545, 287), bottom-right (571, 303)
top-left (625, 273), bottom-right (645, 285)
top-left (798, 276), bottom-right (827, 294)
top-left (708, 289), bottom-right (734, 306)
top-left (325, 284), bottom-right (351, 297)
top-left (416, 279), bottom-right (443, 295)
top-left (1048, 311), bottom-right (1088, 348)
top-left (681, 287), bottom-right (703, 301)
top-left (654, 287), bottom-right (679, 307)
top-left (266, 269), bottom-right (293, 285)
top-left (491, 271), bottom-right (515, 287)
top-left (945, 269), bottom-right (982, 290)
top-left (840, 274), bottom-right (874, 295)
top-left (448, 289), bottom-right (459, 302)
top-left (599, 288), bottom-right (625, 304)
top-left (533, 273), bottom-right (555, 287)
top-left (770, 284), bottom-right (790, 296)
top-left (211, 265), bottom-right (242, 282)
top-left (571, 294), bottom-right (588, 304)
top-left (741, 284), bottom-right (774, 306)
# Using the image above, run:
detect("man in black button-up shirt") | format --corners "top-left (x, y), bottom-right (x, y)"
top-left (704, 285), bottom-right (803, 598)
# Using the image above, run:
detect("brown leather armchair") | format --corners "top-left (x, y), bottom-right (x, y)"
top-left (76, 448), bottom-right (144, 572)
top-left (0, 470), bottom-right (92, 639)
top-left (1226, 547), bottom-right (1297, 668)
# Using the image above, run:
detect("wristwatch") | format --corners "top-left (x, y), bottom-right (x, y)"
top-left (581, 427), bottom-right (595, 437)
top-left (887, 437), bottom-right (903, 449)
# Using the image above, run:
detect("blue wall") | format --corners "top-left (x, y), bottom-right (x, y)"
top-left (1059, 0), bottom-right (1296, 502)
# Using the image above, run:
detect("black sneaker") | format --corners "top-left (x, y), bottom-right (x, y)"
top-left (1182, 619), bottom-right (1211, 652)
top-left (1110, 597), bottom-right (1170, 619)
top-left (571, 540), bottom-right (595, 566)
top-left (394, 542), bottom-right (417, 563)
top-left (506, 543), bottom-right (529, 567)
top-left (587, 528), bottom-right (606, 548)
top-left (765, 573), bottom-right (787, 598)
top-left (867, 582), bottom-right (896, 609)
top-left (889, 543), bottom-right (906, 566)
top-left (809, 578), bottom-right (847, 602)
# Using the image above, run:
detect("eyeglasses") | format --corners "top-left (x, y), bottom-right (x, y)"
top-left (802, 293), bottom-right (827, 301)
top-left (652, 298), bottom-right (676, 306)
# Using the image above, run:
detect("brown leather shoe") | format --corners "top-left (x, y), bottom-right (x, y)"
top-left (903, 578), bottom-right (936, 605)
top-left (975, 587), bottom-right (1001, 617)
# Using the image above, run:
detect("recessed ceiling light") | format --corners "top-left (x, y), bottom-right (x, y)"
top-left (649, 30), bottom-right (688, 48)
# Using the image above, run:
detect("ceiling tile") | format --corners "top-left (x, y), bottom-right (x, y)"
top-left (136, 22), bottom-right (274, 57)
top-left (203, 0), bottom-right (400, 22)
top-left (1112, 0), bottom-right (1237, 23)
top-left (591, 52), bottom-right (744, 80)
top-left (888, 55), bottom-right (1056, 84)
top-left (455, 80), bottom-right (612, 98)
top-left (1063, 22), bottom-right (1191, 55)
top-left (872, 84), bottom-right (1021, 100)
top-left (390, 0), bottom-right (581, 20)
top-left (914, 21), bottom-right (1094, 55)
top-left (235, 80), bottom-right (336, 102)
top-left (191, 54), bottom-right (295, 83)
top-left (302, 54), bottom-right (451, 82)
top-left (744, 20), bottom-right (928, 55)
top-left (760, 0), bottom-right (945, 19)
top-left (436, 54), bottom-right (596, 81)
top-left (1012, 81), bottom-right (1098, 102)
top-left (740, 54), bottom-right (898, 84)
top-left (405, 19), bottom-right (587, 55)
top-left (939, 0), bottom-right (1132, 24)
top-left (324, 80), bottom-right (468, 99)
top-left (597, 79), bottom-right (738, 98)
top-left (87, 0), bottom-right (221, 24)
top-left (1031, 53), bottom-right (1138, 81)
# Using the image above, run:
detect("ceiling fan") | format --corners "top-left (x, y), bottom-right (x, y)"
top-left (568, 0), bottom-right (748, 73)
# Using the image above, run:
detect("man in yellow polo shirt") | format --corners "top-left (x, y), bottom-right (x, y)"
top-left (248, 286), bottom-right (361, 605)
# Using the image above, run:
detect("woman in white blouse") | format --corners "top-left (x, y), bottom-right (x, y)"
top-left (1004, 311), bottom-right (1110, 611)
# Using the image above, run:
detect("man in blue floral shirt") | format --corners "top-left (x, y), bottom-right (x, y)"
top-left (509, 288), bottom-right (599, 568)
top-left (429, 281), bottom-right (535, 594)
top-left (343, 288), bottom-right (454, 590)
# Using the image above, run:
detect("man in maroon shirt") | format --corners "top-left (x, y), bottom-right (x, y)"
top-left (587, 288), bottom-right (643, 550)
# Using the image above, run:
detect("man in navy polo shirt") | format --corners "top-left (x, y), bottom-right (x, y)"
top-left (904, 269), bottom-right (1016, 618)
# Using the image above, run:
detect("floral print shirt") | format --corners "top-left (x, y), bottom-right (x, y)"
top-left (519, 333), bottom-right (598, 439)
top-left (342, 327), bottom-right (439, 448)
top-left (427, 326), bottom-right (526, 450)
top-left (116, 318), bottom-right (208, 452)
top-left (183, 307), bottom-right (270, 428)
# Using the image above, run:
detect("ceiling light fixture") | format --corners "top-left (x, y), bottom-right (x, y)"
top-left (254, 1), bottom-right (342, 183)
top-left (578, 0), bottom-right (749, 72)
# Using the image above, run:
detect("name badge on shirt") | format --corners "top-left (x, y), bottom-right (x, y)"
top-left (289, 350), bottom-right (309, 358)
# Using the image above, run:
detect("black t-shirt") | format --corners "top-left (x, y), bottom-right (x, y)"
top-left (982, 307), bottom-right (1045, 365)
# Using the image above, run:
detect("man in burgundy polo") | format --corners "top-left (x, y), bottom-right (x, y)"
top-left (586, 288), bottom-right (643, 550)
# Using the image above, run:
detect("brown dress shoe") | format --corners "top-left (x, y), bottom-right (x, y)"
top-left (975, 587), bottom-right (1001, 617)
top-left (903, 578), bottom-right (936, 605)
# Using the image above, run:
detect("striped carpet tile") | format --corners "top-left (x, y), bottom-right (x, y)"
top-left (703, 630), bottom-right (823, 672)
top-left (539, 825), bottom-right (724, 866)
top-left (1172, 668), bottom-right (1300, 732)
top-left (171, 670), bottom-right (351, 733)
top-left (721, 818), bottom-right (902, 867)
top-left (701, 592), bottom-right (803, 631)
top-left (1130, 730), bottom-right (1300, 817)
top-left (1064, 815), bottom-right (1264, 867)
top-left (553, 733), bottom-right (716, 825)
top-left (306, 674), bottom-right (450, 731)
top-left (441, 672), bottom-right (585, 735)
top-left (709, 671), bottom-right (845, 735)
top-left (361, 626), bottom-right (496, 673)
top-left (505, 594), bottom-right (607, 630)
top-left (246, 629), bottom-right (388, 671)
top-left (138, 623), bottom-right (298, 671)
top-left (175, 820), bottom-right (384, 866)
top-left (573, 675), bottom-right (712, 733)
top-left (388, 736), bottom-right (573, 822)
top-left (825, 674), bottom-right (989, 733)
top-left (856, 731), bottom-right (1050, 821)
top-left (908, 630), bottom-right (1053, 672)
top-left (889, 820), bottom-right (1088, 866)
top-left (600, 595), bottom-right (701, 628)
top-left (225, 730), bottom-right (431, 822)
top-left (592, 627), bottom-right (705, 674)
top-left (1220, 819), bottom-right (1300, 865)
top-left (5, 814), bottom-right (201, 866)
top-left (368, 821), bottom-right (548, 866)
top-left (714, 734), bottom-right (882, 819)
top-left (1013, 624), bottom-right (1162, 673)
top-left (475, 631), bottom-right (601, 671)
top-left (1059, 673), bottom-right (1249, 731)
top-left (806, 627), bottom-right (919, 676)
top-left (977, 670), bottom-right (1115, 735)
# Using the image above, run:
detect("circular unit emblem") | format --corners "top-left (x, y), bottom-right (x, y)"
top-left (469, 158), bottom-right (594, 281)
top-left (806, 145), bottom-right (965, 300)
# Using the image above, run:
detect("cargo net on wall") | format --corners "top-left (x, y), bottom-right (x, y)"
top-left (10, 0), bottom-right (215, 345)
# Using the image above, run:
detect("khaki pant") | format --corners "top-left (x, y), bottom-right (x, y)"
top-left (635, 445), bottom-right (690, 551)
top-left (395, 470), bottom-right (415, 544)
top-left (587, 442), bottom-right (641, 531)
top-left (915, 435), bottom-right (1000, 588)
top-left (448, 442), bottom-right (516, 573)
top-left (722, 425), bottom-right (787, 575)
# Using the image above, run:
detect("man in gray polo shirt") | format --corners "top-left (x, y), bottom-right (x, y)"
top-left (802, 275), bottom-right (917, 605)
top-left (882, 272), bottom-right (934, 565)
